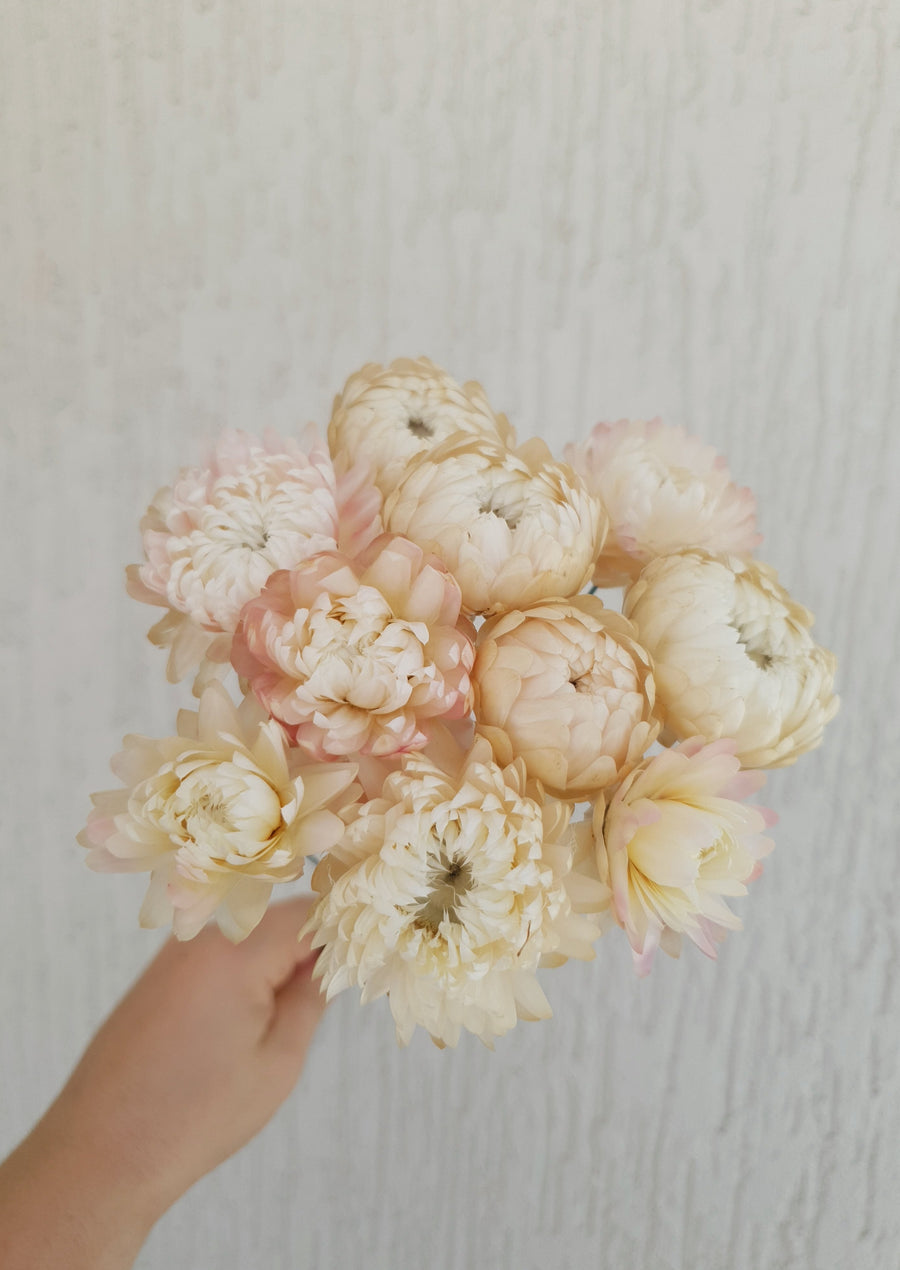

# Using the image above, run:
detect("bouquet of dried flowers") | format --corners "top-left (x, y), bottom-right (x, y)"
top-left (80, 358), bottom-right (838, 1047)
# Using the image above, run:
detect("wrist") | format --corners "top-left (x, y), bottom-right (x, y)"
top-left (0, 1091), bottom-right (162, 1270)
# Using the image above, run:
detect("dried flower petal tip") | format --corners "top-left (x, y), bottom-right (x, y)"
top-left (473, 596), bottom-right (659, 799)
top-left (624, 551), bottom-right (839, 768)
top-left (591, 737), bottom-right (775, 975)
top-left (327, 356), bottom-right (515, 495)
top-left (77, 683), bottom-right (358, 943)
top-left (126, 427), bottom-right (382, 687)
top-left (383, 435), bottom-right (608, 616)
top-left (566, 418), bottom-right (760, 587)
top-left (231, 534), bottom-right (476, 760)
top-left (305, 735), bottom-right (603, 1048)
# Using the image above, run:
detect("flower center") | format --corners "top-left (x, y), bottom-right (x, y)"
top-left (732, 618), bottom-right (776, 670)
top-left (413, 842), bottom-right (474, 933)
top-left (406, 415), bottom-right (434, 438)
top-left (477, 489), bottom-right (522, 530)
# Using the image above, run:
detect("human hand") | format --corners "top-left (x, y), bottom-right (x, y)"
top-left (0, 896), bottom-right (326, 1270)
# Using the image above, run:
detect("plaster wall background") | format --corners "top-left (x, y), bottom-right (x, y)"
top-left (1, 3), bottom-right (898, 1267)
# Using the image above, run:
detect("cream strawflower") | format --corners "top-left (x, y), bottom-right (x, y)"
top-left (306, 733), bottom-right (603, 1048)
top-left (383, 435), bottom-right (607, 616)
top-left (566, 419), bottom-right (760, 586)
top-left (231, 535), bottom-right (475, 759)
top-left (78, 683), bottom-right (358, 942)
top-left (591, 737), bottom-right (774, 975)
top-left (623, 551), bottom-right (839, 767)
top-left (473, 596), bottom-right (659, 798)
top-left (126, 428), bottom-right (382, 687)
top-left (328, 356), bottom-right (515, 495)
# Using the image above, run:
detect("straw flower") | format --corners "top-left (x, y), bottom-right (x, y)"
top-left (306, 733), bottom-right (603, 1048)
top-left (383, 435), bottom-right (607, 616)
top-left (78, 683), bottom-right (358, 942)
top-left (231, 535), bottom-right (475, 760)
top-left (591, 737), bottom-right (774, 974)
top-left (566, 419), bottom-right (760, 586)
top-left (623, 551), bottom-right (839, 767)
top-left (473, 596), bottom-right (659, 799)
top-left (328, 357), bottom-right (514, 495)
top-left (126, 428), bottom-right (382, 687)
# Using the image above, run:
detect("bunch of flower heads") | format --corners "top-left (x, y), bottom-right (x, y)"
top-left (80, 358), bottom-right (839, 1048)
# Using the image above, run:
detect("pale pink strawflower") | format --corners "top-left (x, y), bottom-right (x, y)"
top-left (590, 736), bottom-right (775, 975)
top-left (231, 534), bottom-right (475, 760)
top-left (623, 550), bottom-right (839, 768)
top-left (566, 419), bottom-right (760, 587)
top-left (305, 733), bottom-right (604, 1048)
top-left (383, 434), bottom-right (607, 617)
top-left (126, 427), bottom-right (382, 688)
top-left (473, 596), bottom-right (659, 799)
top-left (78, 683), bottom-right (358, 942)
top-left (328, 357), bottom-right (515, 495)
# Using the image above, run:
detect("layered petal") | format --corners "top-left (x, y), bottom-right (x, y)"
top-left (623, 551), bottom-right (839, 767)
top-left (78, 682), bottom-right (359, 941)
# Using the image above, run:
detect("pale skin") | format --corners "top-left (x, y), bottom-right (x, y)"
top-left (0, 897), bottom-right (326, 1270)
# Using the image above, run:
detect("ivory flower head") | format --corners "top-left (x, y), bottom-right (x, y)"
top-left (78, 683), bottom-right (358, 942)
top-left (592, 737), bottom-right (774, 974)
top-left (306, 733), bottom-right (603, 1048)
top-left (473, 596), bottom-right (659, 799)
top-left (231, 534), bottom-right (475, 760)
top-left (624, 551), bottom-right (839, 767)
top-left (383, 434), bottom-right (608, 616)
top-left (566, 418), bottom-right (760, 586)
top-left (328, 356), bottom-right (515, 495)
top-left (126, 428), bottom-right (382, 686)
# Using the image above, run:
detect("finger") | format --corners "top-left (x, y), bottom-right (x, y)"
top-left (238, 896), bottom-right (318, 991)
top-left (263, 954), bottom-right (328, 1065)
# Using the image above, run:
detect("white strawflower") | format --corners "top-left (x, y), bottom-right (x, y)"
top-left (383, 435), bottom-right (608, 616)
top-left (328, 357), bottom-right (514, 495)
top-left (624, 551), bottom-right (839, 768)
top-left (590, 737), bottom-right (774, 975)
top-left (566, 419), bottom-right (760, 586)
top-left (306, 735), bottom-right (603, 1048)
top-left (126, 428), bottom-right (382, 686)
top-left (78, 683), bottom-right (358, 941)
top-left (473, 597), bottom-right (659, 799)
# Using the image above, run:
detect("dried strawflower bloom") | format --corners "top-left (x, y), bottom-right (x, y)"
top-left (306, 734), bottom-right (603, 1047)
top-left (566, 419), bottom-right (760, 586)
top-left (473, 596), bottom-right (659, 799)
top-left (591, 737), bottom-right (774, 974)
top-left (328, 356), bottom-right (514, 495)
top-left (623, 551), bottom-right (838, 767)
top-left (383, 435), bottom-right (607, 616)
top-left (78, 683), bottom-right (358, 942)
top-left (126, 428), bottom-right (382, 686)
top-left (231, 535), bottom-right (475, 759)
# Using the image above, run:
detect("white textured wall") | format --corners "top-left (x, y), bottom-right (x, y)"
top-left (2, 3), bottom-right (898, 1267)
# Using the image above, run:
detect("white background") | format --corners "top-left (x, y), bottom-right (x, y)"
top-left (2, 3), bottom-right (898, 1267)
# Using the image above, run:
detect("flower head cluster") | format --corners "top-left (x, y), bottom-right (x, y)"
top-left (566, 419), bottom-right (760, 586)
top-left (85, 359), bottom-right (838, 1048)
top-left (232, 535), bottom-right (475, 759)
top-left (305, 734), bottom-right (602, 1047)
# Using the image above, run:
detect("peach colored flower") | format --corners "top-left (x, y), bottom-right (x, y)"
top-left (590, 737), bottom-right (774, 974)
top-left (126, 427), bottom-right (382, 687)
top-left (623, 551), bottom-right (839, 768)
top-left (305, 734), bottom-right (603, 1048)
top-left (383, 434), bottom-right (607, 616)
top-left (473, 596), bottom-right (659, 799)
top-left (566, 418), bottom-right (760, 586)
top-left (231, 534), bottom-right (475, 760)
top-left (328, 357), bottom-right (515, 495)
top-left (78, 683), bottom-right (358, 942)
